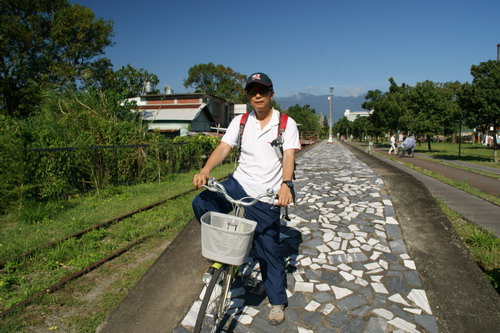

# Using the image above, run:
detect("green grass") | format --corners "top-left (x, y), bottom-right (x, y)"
top-left (436, 199), bottom-right (500, 293)
top-left (0, 163), bottom-right (234, 329)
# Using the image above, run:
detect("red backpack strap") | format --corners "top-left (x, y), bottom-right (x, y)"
top-left (278, 112), bottom-right (288, 137)
top-left (237, 112), bottom-right (250, 154)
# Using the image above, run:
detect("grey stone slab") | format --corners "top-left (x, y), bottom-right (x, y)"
top-left (415, 314), bottom-right (439, 333)
top-left (312, 291), bottom-right (334, 303)
top-left (365, 317), bottom-right (388, 333)
top-left (302, 237), bottom-right (325, 249)
top-left (385, 225), bottom-right (403, 239)
top-left (302, 248), bottom-right (319, 257)
top-left (389, 239), bottom-right (407, 253)
top-left (329, 312), bottom-right (349, 327)
top-left (288, 292), bottom-right (308, 308)
top-left (405, 270), bottom-right (422, 287)
top-left (351, 305), bottom-right (373, 316)
top-left (340, 316), bottom-right (366, 333)
top-left (374, 294), bottom-right (387, 306)
top-left (388, 304), bottom-right (413, 321)
top-left (300, 311), bottom-right (323, 326)
top-left (386, 276), bottom-right (409, 294)
top-left (328, 252), bottom-right (369, 265)
top-left (305, 268), bottom-right (322, 281)
top-left (322, 271), bottom-right (341, 284)
top-left (337, 295), bottom-right (369, 311)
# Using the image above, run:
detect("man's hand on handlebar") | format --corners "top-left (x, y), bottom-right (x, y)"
top-left (277, 183), bottom-right (293, 207)
top-left (193, 170), bottom-right (210, 189)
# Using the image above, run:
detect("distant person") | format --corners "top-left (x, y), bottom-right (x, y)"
top-left (388, 134), bottom-right (396, 155)
top-left (403, 133), bottom-right (415, 156)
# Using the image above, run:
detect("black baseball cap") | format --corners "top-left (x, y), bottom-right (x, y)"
top-left (245, 72), bottom-right (273, 91)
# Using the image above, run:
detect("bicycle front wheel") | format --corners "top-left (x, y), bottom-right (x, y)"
top-left (194, 265), bottom-right (231, 333)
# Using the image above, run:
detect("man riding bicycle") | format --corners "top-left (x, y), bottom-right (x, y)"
top-left (192, 72), bottom-right (301, 326)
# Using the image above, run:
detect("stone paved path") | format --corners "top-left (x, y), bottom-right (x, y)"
top-left (177, 141), bottom-right (439, 333)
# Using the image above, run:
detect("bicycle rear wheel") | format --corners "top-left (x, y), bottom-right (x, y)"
top-left (194, 265), bottom-right (231, 333)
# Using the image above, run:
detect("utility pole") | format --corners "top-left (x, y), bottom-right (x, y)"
top-left (328, 87), bottom-right (334, 143)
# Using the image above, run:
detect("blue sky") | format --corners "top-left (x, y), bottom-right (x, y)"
top-left (73, 0), bottom-right (499, 98)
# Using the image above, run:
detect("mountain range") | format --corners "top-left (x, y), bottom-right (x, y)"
top-left (275, 93), bottom-right (368, 123)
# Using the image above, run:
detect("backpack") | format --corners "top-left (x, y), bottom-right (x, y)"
top-left (237, 111), bottom-right (288, 159)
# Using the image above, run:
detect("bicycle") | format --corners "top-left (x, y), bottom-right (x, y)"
top-left (365, 141), bottom-right (374, 155)
top-left (194, 178), bottom-right (276, 333)
top-left (396, 143), bottom-right (414, 158)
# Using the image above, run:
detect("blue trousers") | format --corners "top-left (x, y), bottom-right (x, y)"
top-left (192, 174), bottom-right (287, 306)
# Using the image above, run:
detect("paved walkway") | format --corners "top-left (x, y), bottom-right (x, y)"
top-left (349, 141), bottom-right (500, 237)
top-left (98, 140), bottom-right (500, 333)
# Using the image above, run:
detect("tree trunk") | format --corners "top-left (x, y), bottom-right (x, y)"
top-left (427, 134), bottom-right (432, 152)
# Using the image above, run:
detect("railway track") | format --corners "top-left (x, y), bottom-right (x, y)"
top-left (0, 182), bottom-right (214, 318)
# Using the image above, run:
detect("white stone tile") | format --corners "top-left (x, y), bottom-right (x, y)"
top-left (371, 275), bottom-right (383, 282)
top-left (355, 277), bottom-right (369, 287)
top-left (340, 271), bottom-right (355, 281)
top-left (404, 260), bottom-right (416, 270)
top-left (298, 327), bottom-right (314, 333)
top-left (331, 285), bottom-right (353, 299)
top-left (315, 283), bottom-right (331, 291)
top-left (310, 263), bottom-right (322, 270)
top-left (388, 294), bottom-right (411, 306)
top-left (400, 253), bottom-right (411, 260)
top-left (351, 270), bottom-right (364, 277)
top-left (312, 258), bottom-right (327, 264)
top-left (370, 251), bottom-right (382, 260)
top-left (242, 306), bottom-right (260, 316)
top-left (300, 257), bottom-right (312, 267)
top-left (372, 308), bottom-right (394, 320)
top-left (305, 300), bottom-right (321, 311)
top-left (404, 307), bottom-right (422, 314)
top-left (349, 240), bottom-right (361, 247)
top-left (371, 282), bottom-right (389, 294)
top-left (322, 264), bottom-right (338, 271)
top-left (234, 314), bottom-right (253, 325)
top-left (319, 303), bottom-right (335, 315)
top-left (364, 262), bottom-right (381, 270)
top-left (294, 282), bottom-right (314, 293)
top-left (388, 317), bottom-right (419, 333)
top-left (181, 301), bottom-right (201, 327)
top-left (377, 259), bottom-right (388, 270)
top-left (293, 271), bottom-right (304, 282)
top-left (317, 244), bottom-right (331, 253)
top-left (386, 216), bottom-right (399, 225)
top-left (408, 289), bottom-right (432, 314)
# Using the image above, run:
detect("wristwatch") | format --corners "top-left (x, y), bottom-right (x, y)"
top-left (282, 180), bottom-right (294, 189)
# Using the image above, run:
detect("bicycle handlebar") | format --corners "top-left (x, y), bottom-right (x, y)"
top-left (203, 178), bottom-right (276, 207)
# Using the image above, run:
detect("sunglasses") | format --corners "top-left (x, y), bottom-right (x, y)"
top-left (246, 86), bottom-right (272, 96)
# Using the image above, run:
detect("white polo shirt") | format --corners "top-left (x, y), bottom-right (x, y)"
top-left (222, 109), bottom-right (301, 201)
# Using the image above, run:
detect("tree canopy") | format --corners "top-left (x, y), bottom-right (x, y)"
top-left (0, 0), bottom-right (114, 117)
top-left (183, 63), bottom-right (246, 103)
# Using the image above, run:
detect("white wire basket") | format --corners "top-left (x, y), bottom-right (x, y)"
top-left (200, 211), bottom-right (257, 265)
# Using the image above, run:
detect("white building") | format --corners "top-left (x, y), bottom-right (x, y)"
top-left (344, 109), bottom-right (373, 122)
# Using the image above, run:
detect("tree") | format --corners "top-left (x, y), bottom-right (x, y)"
top-left (461, 60), bottom-right (500, 162)
top-left (284, 104), bottom-right (322, 132)
top-left (362, 78), bottom-right (410, 136)
top-left (113, 64), bottom-right (160, 98)
top-left (183, 63), bottom-right (246, 102)
top-left (332, 117), bottom-right (353, 138)
top-left (0, 0), bottom-right (114, 117)
top-left (404, 81), bottom-right (456, 151)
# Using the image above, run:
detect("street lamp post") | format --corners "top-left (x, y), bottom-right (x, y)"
top-left (328, 87), bottom-right (334, 143)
